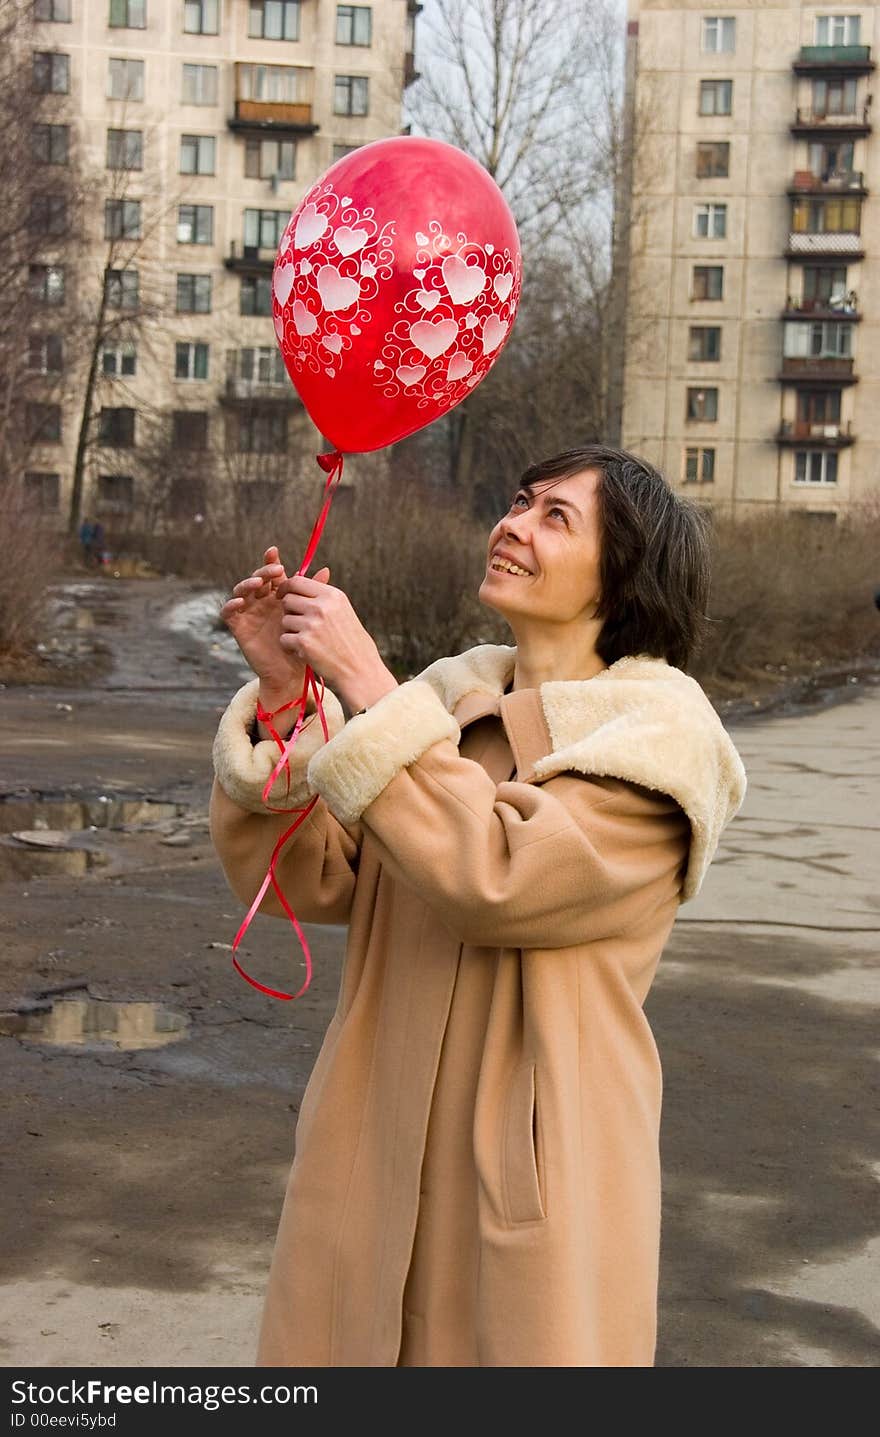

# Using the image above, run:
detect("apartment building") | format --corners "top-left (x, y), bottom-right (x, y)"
top-left (617, 1), bottom-right (878, 520)
top-left (24, 0), bottom-right (418, 528)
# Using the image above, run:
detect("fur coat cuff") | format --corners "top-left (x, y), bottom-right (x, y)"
top-left (307, 679), bottom-right (460, 826)
top-left (212, 676), bottom-right (347, 814)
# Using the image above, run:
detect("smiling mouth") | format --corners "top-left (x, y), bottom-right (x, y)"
top-left (489, 557), bottom-right (533, 577)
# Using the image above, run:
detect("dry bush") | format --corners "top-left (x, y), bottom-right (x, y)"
top-left (693, 498), bottom-right (880, 686)
top-left (0, 482), bottom-right (65, 656)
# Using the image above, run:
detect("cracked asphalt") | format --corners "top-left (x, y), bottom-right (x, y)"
top-left (0, 574), bottom-right (877, 1368)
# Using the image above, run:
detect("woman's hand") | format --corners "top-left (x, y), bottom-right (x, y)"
top-left (220, 545), bottom-right (331, 703)
top-left (276, 570), bottom-right (398, 712)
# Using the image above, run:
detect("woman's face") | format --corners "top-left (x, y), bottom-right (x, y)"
top-left (479, 468), bottom-right (603, 625)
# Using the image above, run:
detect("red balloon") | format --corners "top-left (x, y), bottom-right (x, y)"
top-left (271, 136), bottom-right (522, 454)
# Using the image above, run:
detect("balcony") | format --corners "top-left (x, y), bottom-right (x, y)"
top-left (776, 418), bottom-right (854, 446)
top-left (225, 241), bottom-right (274, 275)
top-left (782, 294), bottom-right (861, 320)
top-left (793, 45), bottom-right (874, 75)
top-left (791, 107), bottom-right (871, 135)
top-left (229, 63), bottom-right (318, 136)
top-left (222, 377), bottom-right (300, 406)
top-left (788, 169), bottom-right (867, 195)
top-left (785, 231), bottom-right (864, 258)
top-left (778, 356), bottom-right (857, 384)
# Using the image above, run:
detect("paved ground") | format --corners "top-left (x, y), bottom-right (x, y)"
top-left (0, 575), bottom-right (877, 1368)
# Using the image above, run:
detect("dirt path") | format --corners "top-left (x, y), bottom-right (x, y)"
top-left (0, 573), bottom-right (877, 1368)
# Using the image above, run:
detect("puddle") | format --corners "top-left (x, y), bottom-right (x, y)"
top-left (0, 996), bottom-right (189, 1051)
top-left (0, 795), bottom-right (191, 881)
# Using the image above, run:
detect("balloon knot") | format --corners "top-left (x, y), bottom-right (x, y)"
top-left (316, 449), bottom-right (343, 473)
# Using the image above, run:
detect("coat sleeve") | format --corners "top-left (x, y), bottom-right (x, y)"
top-left (209, 677), bottom-right (362, 926)
top-left (305, 679), bottom-right (691, 949)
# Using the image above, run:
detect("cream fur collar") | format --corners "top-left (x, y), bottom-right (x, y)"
top-left (414, 643), bottom-right (748, 904)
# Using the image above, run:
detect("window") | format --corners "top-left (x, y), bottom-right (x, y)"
top-left (175, 341), bottom-right (209, 379)
top-left (106, 128), bottom-right (143, 170)
top-left (184, 0), bottom-right (219, 34)
top-left (688, 325), bottom-right (721, 361)
top-left (693, 202), bottom-right (727, 238)
top-left (797, 389), bottom-right (841, 426)
top-left (248, 1), bottom-right (300, 39)
top-left (811, 76), bottom-right (857, 117)
top-left (177, 204), bottom-right (213, 244)
top-left (109, 0), bottom-right (145, 27)
top-left (35, 0), bottom-right (72, 19)
top-left (332, 142), bottom-right (358, 161)
top-left (337, 5), bottom-right (372, 45)
top-left (182, 63), bottom-right (218, 105)
top-left (172, 411), bottom-right (208, 450)
top-left (23, 472), bottom-right (60, 511)
top-left (244, 137), bottom-right (296, 180)
top-left (105, 199), bottom-right (142, 239)
top-left (794, 451), bottom-right (838, 484)
top-left (238, 480), bottom-right (282, 516)
top-left (699, 79), bottom-right (732, 116)
top-left (29, 264), bottom-right (65, 305)
top-left (97, 473), bottom-right (134, 513)
top-left (696, 141), bottom-right (729, 178)
top-left (108, 57), bottom-right (143, 100)
top-left (815, 14), bottom-right (860, 46)
top-left (99, 406), bottom-right (136, 447)
top-left (102, 341), bottom-right (136, 376)
top-left (176, 273), bottom-right (212, 313)
top-left (168, 477), bottom-right (207, 516)
top-left (809, 139), bottom-right (855, 180)
top-left (238, 64), bottom-right (308, 103)
top-left (33, 51), bottom-right (69, 93)
top-left (692, 265), bottom-right (723, 300)
top-left (104, 268), bottom-right (139, 310)
top-left (701, 16), bottom-right (735, 52)
top-left (791, 196), bottom-right (861, 234)
top-left (180, 134), bottom-right (216, 175)
top-left (240, 275), bottom-right (272, 315)
top-left (239, 346), bottom-right (287, 383)
top-left (27, 333), bottom-right (63, 372)
top-left (686, 386), bottom-right (718, 421)
top-left (784, 321), bottom-right (853, 358)
top-left (243, 208), bottom-right (288, 250)
top-left (334, 74), bottom-right (369, 115)
top-left (684, 447), bottom-right (715, 483)
top-left (32, 123), bottom-right (69, 164)
top-left (27, 403), bottom-right (62, 443)
top-left (29, 195), bottom-right (67, 236)
top-left (802, 265), bottom-right (848, 306)
top-left (237, 408), bottom-right (287, 453)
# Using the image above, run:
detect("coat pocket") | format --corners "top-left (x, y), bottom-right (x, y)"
top-left (501, 1061), bottom-right (546, 1224)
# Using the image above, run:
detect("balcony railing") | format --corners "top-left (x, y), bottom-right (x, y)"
top-left (776, 418), bottom-right (854, 445)
top-left (225, 240), bottom-right (274, 273)
top-left (786, 231), bottom-right (863, 254)
top-left (779, 356), bottom-right (856, 381)
top-left (792, 106), bottom-right (872, 130)
top-left (793, 44), bottom-right (874, 71)
top-left (784, 291), bottom-right (858, 315)
top-left (789, 169), bottom-right (866, 192)
top-left (223, 377), bottom-right (299, 404)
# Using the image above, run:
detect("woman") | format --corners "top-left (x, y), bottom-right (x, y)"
top-left (210, 444), bottom-right (748, 1368)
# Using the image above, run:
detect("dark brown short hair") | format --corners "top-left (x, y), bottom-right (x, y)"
top-left (519, 445), bottom-right (712, 672)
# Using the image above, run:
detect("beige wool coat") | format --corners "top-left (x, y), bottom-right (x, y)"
top-left (209, 643), bottom-right (747, 1368)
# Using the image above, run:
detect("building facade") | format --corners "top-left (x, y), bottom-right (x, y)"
top-left (24, 0), bottom-right (417, 529)
top-left (618, 0), bottom-right (878, 520)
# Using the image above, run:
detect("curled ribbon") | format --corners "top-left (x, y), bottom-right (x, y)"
top-left (230, 449), bottom-right (346, 1001)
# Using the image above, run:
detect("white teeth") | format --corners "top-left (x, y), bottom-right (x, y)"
top-left (491, 557), bottom-right (531, 576)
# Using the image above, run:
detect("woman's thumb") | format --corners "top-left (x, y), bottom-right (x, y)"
top-left (314, 565), bottom-right (330, 583)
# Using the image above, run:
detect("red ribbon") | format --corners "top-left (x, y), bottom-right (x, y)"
top-left (231, 450), bottom-right (346, 1001)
